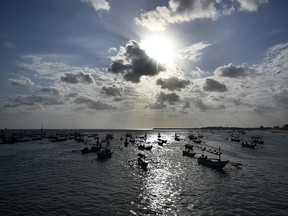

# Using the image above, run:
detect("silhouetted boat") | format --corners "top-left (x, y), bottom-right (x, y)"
top-left (81, 147), bottom-right (90, 154)
top-left (182, 150), bottom-right (196, 157)
top-left (251, 135), bottom-right (264, 144)
top-left (137, 153), bottom-right (148, 171)
top-left (197, 146), bottom-right (229, 170)
top-left (197, 156), bottom-right (229, 170)
top-left (241, 140), bottom-right (256, 149)
top-left (138, 144), bottom-right (152, 151)
top-left (96, 147), bottom-right (113, 159)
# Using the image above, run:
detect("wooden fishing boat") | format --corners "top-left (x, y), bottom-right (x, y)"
top-left (197, 156), bottom-right (229, 169)
top-left (96, 147), bottom-right (113, 159)
top-left (182, 150), bottom-right (196, 157)
top-left (197, 146), bottom-right (229, 170)
top-left (241, 140), bottom-right (257, 149)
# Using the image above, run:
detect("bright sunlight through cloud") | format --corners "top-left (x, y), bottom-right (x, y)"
top-left (140, 35), bottom-right (176, 65)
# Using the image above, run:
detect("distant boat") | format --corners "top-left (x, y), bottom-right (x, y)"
top-left (137, 153), bottom-right (148, 171)
top-left (241, 140), bottom-right (257, 149)
top-left (193, 139), bottom-right (202, 144)
top-left (231, 132), bottom-right (241, 142)
top-left (182, 150), bottom-right (196, 157)
top-left (137, 144), bottom-right (152, 151)
top-left (251, 135), bottom-right (264, 144)
top-left (174, 133), bottom-right (181, 141)
top-left (81, 147), bottom-right (90, 154)
top-left (96, 147), bottom-right (113, 159)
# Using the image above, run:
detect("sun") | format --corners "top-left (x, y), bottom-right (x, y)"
top-left (140, 35), bottom-right (176, 65)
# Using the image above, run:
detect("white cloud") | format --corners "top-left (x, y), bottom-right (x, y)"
top-left (237, 0), bottom-right (269, 12)
top-left (135, 0), bottom-right (268, 31)
top-left (80, 0), bottom-right (110, 12)
top-left (177, 42), bottom-right (211, 61)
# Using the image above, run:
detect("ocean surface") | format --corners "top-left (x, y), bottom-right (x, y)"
top-left (0, 129), bottom-right (287, 216)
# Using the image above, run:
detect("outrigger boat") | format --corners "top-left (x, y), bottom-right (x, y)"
top-left (197, 146), bottom-right (229, 170)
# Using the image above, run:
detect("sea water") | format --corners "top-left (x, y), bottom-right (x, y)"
top-left (0, 129), bottom-right (287, 215)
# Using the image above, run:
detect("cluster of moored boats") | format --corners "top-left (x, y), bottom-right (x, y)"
top-left (1, 129), bottom-right (266, 171)
top-left (227, 131), bottom-right (264, 149)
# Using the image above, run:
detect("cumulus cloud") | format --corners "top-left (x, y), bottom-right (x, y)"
top-left (80, 0), bottom-right (110, 12)
top-left (60, 71), bottom-right (95, 84)
top-left (156, 77), bottom-right (190, 91)
top-left (195, 100), bottom-right (225, 112)
top-left (237, 0), bottom-right (269, 12)
top-left (203, 78), bottom-right (227, 92)
top-left (102, 86), bottom-right (121, 97)
top-left (108, 40), bottom-right (166, 83)
top-left (158, 91), bottom-right (180, 104)
top-left (74, 96), bottom-right (115, 110)
top-left (9, 76), bottom-right (35, 88)
top-left (36, 86), bottom-right (60, 96)
top-left (177, 42), bottom-right (211, 61)
top-left (215, 63), bottom-right (260, 78)
top-left (135, 0), bottom-right (268, 31)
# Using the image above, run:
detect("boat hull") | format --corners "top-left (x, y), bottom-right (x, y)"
top-left (197, 157), bottom-right (229, 169)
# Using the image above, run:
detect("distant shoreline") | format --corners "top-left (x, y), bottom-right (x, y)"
top-left (1, 127), bottom-right (288, 133)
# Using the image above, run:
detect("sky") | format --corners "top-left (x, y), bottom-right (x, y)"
top-left (0, 0), bottom-right (287, 129)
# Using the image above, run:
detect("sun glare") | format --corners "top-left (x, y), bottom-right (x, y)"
top-left (140, 35), bottom-right (176, 65)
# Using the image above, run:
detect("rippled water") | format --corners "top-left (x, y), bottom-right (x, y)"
top-left (0, 129), bottom-right (288, 215)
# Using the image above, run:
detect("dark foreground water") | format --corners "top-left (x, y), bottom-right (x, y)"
top-left (0, 129), bottom-right (288, 216)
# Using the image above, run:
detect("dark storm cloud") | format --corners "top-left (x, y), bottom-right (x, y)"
top-left (195, 100), bottom-right (225, 112)
top-left (74, 96), bottom-right (116, 110)
top-left (108, 40), bottom-right (166, 83)
top-left (158, 91), bottom-right (180, 104)
top-left (203, 78), bottom-right (227, 92)
top-left (60, 71), bottom-right (95, 84)
top-left (215, 63), bottom-right (260, 78)
top-left (109, 60), bottom-right (131, 74)
top-left (156, 77), bottom-right (190, 91)
top-left (102, 86), bottom-right (121, 97)
top-left (4, 95), bottom-right (64, 108)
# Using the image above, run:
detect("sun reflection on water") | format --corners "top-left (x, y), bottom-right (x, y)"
top-left (139, 154), bottom-right (185, 214)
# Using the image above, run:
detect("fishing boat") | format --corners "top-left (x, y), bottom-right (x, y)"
top-left (137, 153), bottom-right (148, 171)
top-left (137, 144), bottom-right (152, 151)
top-left (96, 147), bottom-right (113, 159)
top-left (251, 135), bottom-right (264, 144)
top-left (241, 140), bottom-right (257, 149)
top-left (197, 146), bottom-right (229, 170)
top-left (182, 150), bottom-right (196, 157)
top-left (81, 147), bottom-right (90, 154)
top-left (193, 139), bottom-right (202, 144)
top-left (184, 143), bottom-right (194, 150)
